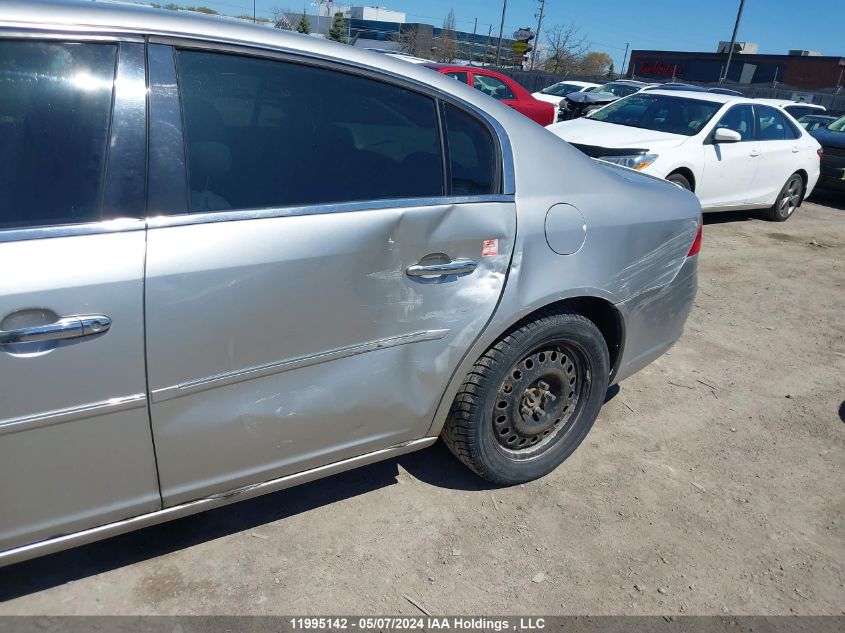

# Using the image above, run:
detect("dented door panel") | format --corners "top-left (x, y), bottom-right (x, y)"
top-left (145, 200), bottom-right (515, 505)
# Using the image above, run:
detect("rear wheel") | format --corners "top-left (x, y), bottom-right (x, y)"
top-left (441, 311), bottom-right (610, 485)
top-left (667, 172), bottom-right (692, 191)
top-left (767, 173), bottom-right (803, 222)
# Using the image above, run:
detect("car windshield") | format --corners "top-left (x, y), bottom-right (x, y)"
top-left (592, 83), bottom-right (641, 98)
top-left (826, 115), bottom-right (845, 132)
top-left (541, 82), bottom-right (584, 96)
top-left (587, 93), bottom-right (723, 136)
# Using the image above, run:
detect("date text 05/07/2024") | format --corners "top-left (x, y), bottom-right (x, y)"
top-left (289, 618), bottom-right (547, 631)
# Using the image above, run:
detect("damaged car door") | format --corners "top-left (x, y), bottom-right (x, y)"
top-left (143, 45), bottom-right (516, 505)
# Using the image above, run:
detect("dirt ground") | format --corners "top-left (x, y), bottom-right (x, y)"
top-left (1, 193), bottom-right (843, 616)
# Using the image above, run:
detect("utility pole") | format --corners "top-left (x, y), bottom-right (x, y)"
top-left (620, 42), bottom-right (629, 78)
top-left (530, 0), bottom-right (546, 71)
top-left (472, 18), bottom-right (478, 65)
top-left (720, 0), bottom-right (746, 84)
top-left (253, 0), bottom-right (256, 23)
top-left (483, 24), bottom-right (492, 67)
top-left (836, 68), bottom-right (843, 94)
top-left (495, 0), bottom-right (507, 67)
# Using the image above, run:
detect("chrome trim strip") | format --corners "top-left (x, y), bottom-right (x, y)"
top-left (0, 436), bottom-right (437, 567)
top-left (0, 27), bottom-right (145, 43)
top-left (147, 195), bottom-right (515, 229)
top-left (151, 329), bottom-right (449, 403)
top-left (0, 394), bottom-right (146, 437)
top-left (0, 218), bottom-right (146, 244)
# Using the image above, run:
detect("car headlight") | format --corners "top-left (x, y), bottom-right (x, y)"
top-left (598, 153), bottom-right (658, 171)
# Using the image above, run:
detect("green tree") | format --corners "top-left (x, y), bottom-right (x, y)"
top-left (606, 61), bottom-right (616, 78)
top-left (296, 14), bottom-right (311, 34)
top-left (328, 12), bottom-right (348, 43)
top-left (190, 6), bottom-right (219, 14)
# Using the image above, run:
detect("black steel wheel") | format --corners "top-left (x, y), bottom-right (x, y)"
top-left (442, 311), bottom-right (610, 485)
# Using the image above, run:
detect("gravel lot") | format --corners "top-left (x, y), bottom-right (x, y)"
top-left (2, 193), bottom-right (843, 616)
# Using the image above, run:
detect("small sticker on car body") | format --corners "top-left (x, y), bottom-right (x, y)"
top-left (482, 239), bottom-right (499, 257)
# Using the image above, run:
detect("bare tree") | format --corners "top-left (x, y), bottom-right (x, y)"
top-left (435, 10), bottom-right (460, 63)
top-left (542, 23), bottom-right (590, 74)
top-left (271, 7), bottom-right (294, 30)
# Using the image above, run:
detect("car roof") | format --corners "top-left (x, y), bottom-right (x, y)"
top-left (755, 98), bottom-right (824, 108)
top-left (0, 1), bottom-right (486, 99)
top-left (551, 80), bottom-right (599, 87)
top-left (634, 89), bottom-right (746, 104)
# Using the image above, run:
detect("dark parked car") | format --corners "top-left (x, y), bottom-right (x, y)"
top-left (557, 80), bottom-right (649, 121)
top-left (798, 114), bottom-right (837, 132)
top-left (811, 114), bottom-right (845, 191)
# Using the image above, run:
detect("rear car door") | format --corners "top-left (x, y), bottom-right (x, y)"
top-left (143, 45), bottom-right (516, 505)
top-left (698, 104), bottom-right (760, 208)
top-left (747, 105), bottom-right (804, 204)
top-left (0, 39), bottom-right (160, 552)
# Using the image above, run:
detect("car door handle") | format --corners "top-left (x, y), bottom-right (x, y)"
top-left (749, 149), bottom-right (761, 157)
top-left (0, 314), bottom-right (111, 346)
top-left (406, 258), bottom-right (478, 278)
top-left (792, 146), bottom-right (800, 153)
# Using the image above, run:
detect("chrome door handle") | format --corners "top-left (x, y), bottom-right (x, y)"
top-left (792, 146), bottom-right (800, 153)
top-left (749, 149), bottom-right (761, 157)
top-left (0, 314), bottom-right (111, 346)
top-left (406, 259), bottom-right (478, 278)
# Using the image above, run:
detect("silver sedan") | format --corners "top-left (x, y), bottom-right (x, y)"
top-left (0, 0), bottom-right (701, 566)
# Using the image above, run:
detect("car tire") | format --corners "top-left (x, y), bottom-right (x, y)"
top-left (767, 174), bottom-right (803, 222)
top-left (441, 311), bottom-right (610, 485)
top-left (667, 172), bottom-right (692, 191)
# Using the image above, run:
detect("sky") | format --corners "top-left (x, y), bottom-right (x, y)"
top-left (139, 0), bottom-right (841, 71)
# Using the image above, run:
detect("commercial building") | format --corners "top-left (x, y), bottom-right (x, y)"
top-left (628, 46), bottom-right (845, 90)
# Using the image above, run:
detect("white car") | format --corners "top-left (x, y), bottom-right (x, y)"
top-left (532, 80), bottom-right (600, 106)
top-left (547, 90), bottom-right (822, 221)
top-left (755, 98), bottom-right (826, 121)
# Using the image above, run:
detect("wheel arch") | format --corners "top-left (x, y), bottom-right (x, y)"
top-left (794, 169), bottom-right (808, 204)
top-left (427, 293), bottom-right (626, 437)
top-left (667, 166), bottom-right (696, 191)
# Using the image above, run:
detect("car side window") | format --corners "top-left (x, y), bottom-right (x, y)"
top-left (0, 41), bottom-right (117, 230)
top-left (757, 105), bottom-right (800, 141)
top-left (445, 71), bottom-right (469, 84)
top-left (472, 74), bottom-right (515, 101)
top-left (443, 104), bottom-right (496, 196)
top-left (175, 50), bottom-right (444, 212)
top-left (714, 105), bottom-right (755, 141)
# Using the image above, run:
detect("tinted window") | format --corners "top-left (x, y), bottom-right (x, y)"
top-left (588, 94), bottom-right (721, 136)
top-left (757, 105), bottom-right (800, 141)
top-left (541, 82), bottom-right (584, 97)
top-left (0, 41), bottom-right (116, 230)
top-left (593, 82), bottom-right (641, 98)
top-left (472, 74), bottom-right (515, 101)
top-left (783, 105), bottom-right (817, 119)
top-left (176, 50), bottom-right (444, 212)
top-left (715, 105), bottom-right (755, 141)
top-left (443, 104), bottom-right (496, 195)
top-left (444, 71), bottom-right (469, 84)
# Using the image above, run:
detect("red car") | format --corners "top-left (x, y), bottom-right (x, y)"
top-left (425, 64), bottom-right (555, 126)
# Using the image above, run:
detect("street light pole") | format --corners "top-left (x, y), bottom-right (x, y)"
top-left (494, 0), bottom-right (507, 67)
top-left (620, 42), bottom-right (629, 78)
top-left (720, 0), bottom-right (746, 84)
top-left (530, 0), bottom-right (546, 71)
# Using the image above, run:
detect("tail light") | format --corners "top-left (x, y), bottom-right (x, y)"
top-left (817, 148), bottom-right (824, 161)
top-left (687, 220), bottom-right (702, 257)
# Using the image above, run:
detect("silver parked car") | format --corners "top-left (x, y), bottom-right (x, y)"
top-left (0, 0), bottom-right (701, 566)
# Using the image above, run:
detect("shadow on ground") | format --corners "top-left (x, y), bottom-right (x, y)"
top-left (808, 189), bottom-right (845, 211)
top-left (0, 385), bottom-right (622, 601)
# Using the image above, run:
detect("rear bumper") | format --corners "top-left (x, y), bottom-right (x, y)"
top-left (612, 255), bottom-right (698, 384)
top-left (818, 161), bottom-right (845, 190)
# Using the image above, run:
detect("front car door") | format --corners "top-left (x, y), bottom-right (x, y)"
top-left (0, 38), bottom-right (160, 552)
top-left (143, 44), bottom-right (516, 505)
top-left (697, 104), bottom-right (760, 208)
